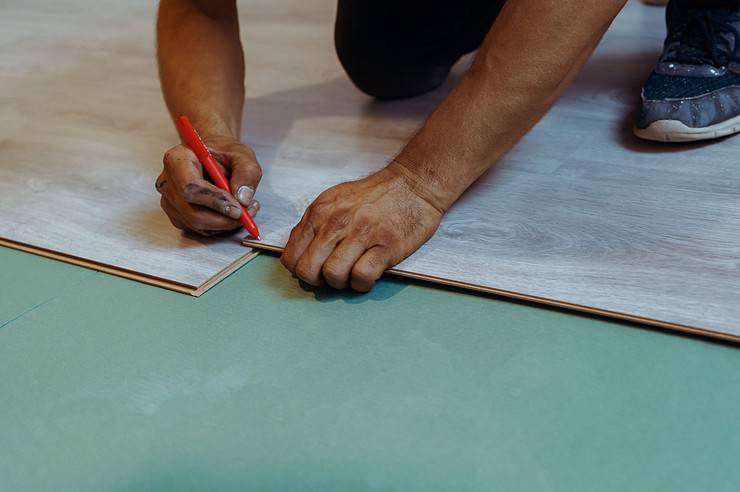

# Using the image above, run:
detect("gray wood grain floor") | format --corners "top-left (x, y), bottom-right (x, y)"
top-left (0, 0), bottom-right (255, 292)
top-left (2, 0), bottom-right (738, 336)
top-left (242, 1), bottom-right (740, 339)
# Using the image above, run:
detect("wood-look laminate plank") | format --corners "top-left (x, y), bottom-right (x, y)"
top-left (0, 0), bottom-right (257, 293)
top-left (240, 1), bottom-right (740, 339)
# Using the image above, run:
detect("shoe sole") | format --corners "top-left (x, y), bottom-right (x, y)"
top-left (634, 115), bottom-right (740, 142)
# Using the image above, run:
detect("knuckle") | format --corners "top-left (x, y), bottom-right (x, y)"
top-left (229, 143), bottom-right (257, 161)
top-left (163, 145), bottom-right (185, 168)
top-left (375, 227), bottom-right (397, 245)
top-left (324, 213), bottom-right (349, 234)
top-left (353, 216), bottom-right (373, 239)
top-left (288, 224), bottom-right (309, 244)
top-left (288, 224), bottom-right (302, 239)
top-left (309, 201), bottom-right (329, 219)
top-left (168, 217), bottom-right (184, 230)
top-left (351, 264), bottom-right (374, 283)
top-left (252, 164), bottom-right (263, 181)
top-left (246, 148), bottom-right (258, 162)
top-left (162, 150), bottom-right (173, 167)
top-left (321, 262), bottom-right (345, 283)
top-left (294, 262), bottom-right (312, 281)
top-left (181, 182), bottom-right (203, 202)
top-left (280, 253), bottom-right (294, 271)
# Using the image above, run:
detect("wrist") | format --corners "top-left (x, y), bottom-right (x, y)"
top-left (200, 133), bottom-right (240, 148)
top-left (386, 76), bottom-right (498, 214)
top-left (181, 112), bottom-right (240, 144)
top-left (386, 157), bottom-right (458, 214)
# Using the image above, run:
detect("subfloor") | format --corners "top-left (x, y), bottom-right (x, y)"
top-left (2, 245), bottom-right (740, 492)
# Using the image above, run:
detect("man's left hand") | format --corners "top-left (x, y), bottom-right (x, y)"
top-left (280, 163), bottom-right (444, 292)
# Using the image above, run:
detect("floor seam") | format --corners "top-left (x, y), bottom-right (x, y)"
top-left (0, 297), bottom-right (57, 330)
top-left (0, 270), bottom-right (97, 330)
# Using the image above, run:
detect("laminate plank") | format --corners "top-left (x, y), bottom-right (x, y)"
top-left (241, 1), bottom-right (740, 339)
top-left (0, 0), bottom-right (257, 293)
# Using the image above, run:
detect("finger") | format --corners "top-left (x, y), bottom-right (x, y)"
top-left (161, 188), bottom-right (241, 234)
top-left (293, 230), bottom-right (345, 286)
top-left (181, 181), bottom-right (243, 220)
top-left (163, 144), bottom-right (203, 180)
top-left (160, 196), bottom-right (187, 230)
top-left (182, 205), bottom-right (243, 234)
top-left (164, 145), bottom-right (242, 220)
top-left (155, 171), bottom-right (168, 194)
top-left (351, 246), bottom-right (392, 292)
top-left (281, 211), bottom-right (315, 273)
top-left (156, 175), bottom-right (183, 208)
top-left (159, 175), bottom-right (237, 229)
top-left (222, 146), bottom-right (262, 207)
top-left (321, 239), bottom-right (368, 290)
top-left (246, 199), bottom-right (260, 218)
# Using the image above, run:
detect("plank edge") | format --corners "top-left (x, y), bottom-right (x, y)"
top-left (1, 237), bottom-right (258, 297)
top-left (244, 240), bottom-right (740, 344)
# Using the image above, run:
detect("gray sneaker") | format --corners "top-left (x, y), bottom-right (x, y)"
top-left (635, 1), bottom-right (740, 142)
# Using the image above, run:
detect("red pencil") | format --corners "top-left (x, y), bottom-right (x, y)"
top-left (174, 115), bottom-right (260, 239)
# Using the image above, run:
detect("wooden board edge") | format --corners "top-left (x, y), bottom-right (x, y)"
top-left (244, 240), bottom-right (740, 344)
top-left (0, 237), bottom-right (257, 297)
top-left (191, 249), bottom-right (260, 297)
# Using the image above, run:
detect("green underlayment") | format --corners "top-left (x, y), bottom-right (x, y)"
top-left (1, 245), bottom-right (740, 492)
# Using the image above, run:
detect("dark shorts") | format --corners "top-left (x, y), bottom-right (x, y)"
top-left (334, 0), bottom-right (506, 99)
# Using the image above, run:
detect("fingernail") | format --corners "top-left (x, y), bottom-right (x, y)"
top-left (237, 186), bottom-right (255, 206)
top-left (223, 204), bottom-right (242, 220)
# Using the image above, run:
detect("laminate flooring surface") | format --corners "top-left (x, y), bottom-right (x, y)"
top-left (241, 1), bottom-right (740, 339)
top-left (0, 1), bottom-right (255, 294)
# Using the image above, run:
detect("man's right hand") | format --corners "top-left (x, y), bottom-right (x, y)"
top-left (155, 135), bottom-right (262, 236)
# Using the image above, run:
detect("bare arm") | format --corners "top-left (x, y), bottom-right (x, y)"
top-left (155, 0), bottom-right (262, 236)
top-left (157, 0), bottom-right (244, 139)
top-left (392, 0), bottom-right (628, 212)
top-left (281, 0), bottom-right (627, 291)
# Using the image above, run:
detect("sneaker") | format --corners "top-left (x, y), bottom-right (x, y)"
top-left (635, 1), bottom-right (740, 142)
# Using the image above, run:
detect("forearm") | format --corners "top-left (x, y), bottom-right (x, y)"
top-left (156, 0), bottom-right (244, 140)
top-left (393, 0), bottom-right (626, 212)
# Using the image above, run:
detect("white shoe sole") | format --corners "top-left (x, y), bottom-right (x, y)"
top-left (634, 114), bottom-right (740, 142)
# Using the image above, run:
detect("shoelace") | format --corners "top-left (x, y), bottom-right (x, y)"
top-left (665, 9), bottom-right (740, 66)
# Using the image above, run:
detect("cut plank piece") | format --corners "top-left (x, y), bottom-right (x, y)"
top-left (241, 1), bottom-right (740, 341)
top-left (0, 1), bottom-right (258, 295)
top-left (0, 238), bottom-right (257, 297)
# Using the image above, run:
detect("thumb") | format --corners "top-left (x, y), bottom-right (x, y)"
top-left (222, 145), bottom-right (263, 207)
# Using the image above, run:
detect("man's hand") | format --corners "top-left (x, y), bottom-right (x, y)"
top-left (157, 0), bottom-right (251, 236)
top-left (281, 0), bottom-right (625, 290)
top-left (156, 135), bottom-right (262, 236)
top-left (280, 163), bottom-right (444, 292)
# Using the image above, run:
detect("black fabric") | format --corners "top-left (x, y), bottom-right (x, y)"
top-left (643, 71), bottom-right (740, 99)
top-left (334, 0), bottom-right (506, 100)
top-left (667, 0), bottom-right (740, 34)
top-left (670, 0), bottom-right (740, 9)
